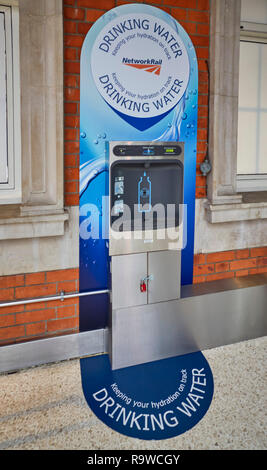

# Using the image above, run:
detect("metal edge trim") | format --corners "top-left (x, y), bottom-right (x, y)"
top-left (0, 328), bottom-right (107, 374)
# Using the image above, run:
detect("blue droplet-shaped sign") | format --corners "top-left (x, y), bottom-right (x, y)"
top-left (79, 3), bottom-right (198, 332)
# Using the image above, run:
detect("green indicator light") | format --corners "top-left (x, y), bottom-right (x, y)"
top-left (165, 148), bottom-right (175, 153)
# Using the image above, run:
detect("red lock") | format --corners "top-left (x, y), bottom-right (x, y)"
top-left (140, 281), bottom-right (147, 292)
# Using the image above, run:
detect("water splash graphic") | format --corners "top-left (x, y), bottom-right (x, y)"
top-left (80, 155), bottom-right (108, 197)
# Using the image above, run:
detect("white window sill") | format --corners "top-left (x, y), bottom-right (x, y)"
top-left (0, 210), bottom-right (69, 240)
top-left (204, 200), bottom-right (267, 223)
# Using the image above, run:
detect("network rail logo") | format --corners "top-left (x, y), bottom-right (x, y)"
top-left (122, 57), bottom-right (162, 75)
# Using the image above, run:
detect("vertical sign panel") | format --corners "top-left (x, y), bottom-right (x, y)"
top-left (79, 4), bottom-right (198, 331)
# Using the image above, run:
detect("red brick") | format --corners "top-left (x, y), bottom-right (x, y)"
top-left (192, 35), bottom-right (209, 47)
top-left (64, 75), bottom-right (79, 88)
top-left (64, 47), bottom-right (77, 61)
top-left (77, 23), bottom-right (92, 36)
top-left (193, 275), bottom-right (206, 283)
top-left (197, 106), bottom-right (208, 118)
top-left (57, 305), bottom-right (76, 318)
top-left (25, 301), bottom-right (46, 311)
top-left (170, 8), bottom-right (187, 22)
top-left (65, 181), bottom-right (78, 193)
top-left (25, 272), bottom-right (46, 286)
top-left (65, 168), bottom-right (79, 180)
top-left (64, 7), bottom-right (85, 21)
top-left (198, 82), bottom-right (209, 94)
top-left (0, 325), bottom-right (25, 341)
top-left (65, 194), bottom-right (79, 206)
top-left (0, 314), bottom-right (15, 328)
top-left (65, 115), bottom-right (79, 128)
top-left (64, 62), bottom-right (80, 74)
top-left (196, 175), bottom-right (206, 186)
top-left (197, 152), bottom-right (206, 163)
top-left (47, 317), bottom-right (79, 333)
top-left (178, 20), bottom-right (197, 36)
top-left (188, 10), bottom-right (209, 23)
top-left (65, 102), bottom-right (78, 114)
top-left (16, 309), bottom-right (56, 325)
top-left (250, 247), bottom-right (267, 257)
top-left (64, 0), bottom-right (76, 5)
top-left (145, 0), bottom-right (164, 6)
top-left (197, 0), bottom-right (210, 10)
top-left (195, 187), bottom-right (206, 198)
top-left (197, 128), bottom-right (208, 140)
top-left (157, 6), bottom-right (171, 14)
top-left (166, 0), bottom-right (196, 6)
top-left (65, 87), bottom-right (80, 102)
top-left (0, 288), bottom-right (14, 301)
top-left (64, 20), bottom-right (77, 34)
top-left (26, 322), bottom-right (46, 336)
top-left (193, 263), bottom-right (215, 275)
top-left (236, 249), bottom-right (250, 259)
top-left (197, 23), bottom-right (209, 35)
top-left (77, 0), bottom-right (115, 8)
top-left (249, 266), bottom-right (267, 275)
top-left (194, 253), bottom-right (206, 264)
top-left (65, 141), bottom-right (79, 154)
top-left (257, 257), bottom-right (267, 267)
top-left (197, 117), bottom-right (208, 129)
top-left (197, 141), bottom-right (207, 153)
top-left (57, 280), bottom-right (77, 293)
top-left (230, 259), bottom-right (257, 271)
top-left (65, 128), bottom-right (78, 141)
top-left (235, 269), bottom-right (249, 277)
top-left (206, 251), bottom-right (235, 263)
top-left (46, 268), bottom-right (79, 283)
top-left (198, 59), bottom-right (209, 71)
top-left (15, 284), bottom-right (57, 300)
top-left (198, 95), bottom-right (208, 105)
top-left (199, 70), bottom-right (208, 82)
top-left (196, 47), bottom-right (209, 59)
top-left (0, 275), bottom-right (24, 289)
top-left (64, 35), bottom-right (84, 48)
top-left (65, 155), bottom-right (78, 167)
top-left (86, 9), bottom-right (105, 23)
top-left (215, 262), bottom-right (230, 273)
top-left (206, 272), bottom-right (235, 282)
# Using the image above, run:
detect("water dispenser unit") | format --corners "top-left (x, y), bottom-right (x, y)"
top-left (109, 141), bottom-right (184, 370)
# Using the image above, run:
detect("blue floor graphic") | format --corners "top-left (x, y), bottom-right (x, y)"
top-left (80, 352), bottom-right (214, 440)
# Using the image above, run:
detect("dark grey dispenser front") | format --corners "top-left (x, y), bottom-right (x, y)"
top-left (108, 141), bottom-right (184, 370)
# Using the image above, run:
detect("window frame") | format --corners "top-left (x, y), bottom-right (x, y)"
top-left (236, 23), bottom-right (267, 192)
top-left (205, 0), bottom-right (267, 224)
top-left (0, 3), bottom-right (21, 205)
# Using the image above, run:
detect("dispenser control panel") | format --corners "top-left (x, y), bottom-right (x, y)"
top-left (113, 144), bottom-right (182, 157)
top-left (109, 141), bottom-right (184, 255)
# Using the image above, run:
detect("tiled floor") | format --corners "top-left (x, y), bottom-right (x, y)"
top-left (0, 336), bottom-right (266, 450)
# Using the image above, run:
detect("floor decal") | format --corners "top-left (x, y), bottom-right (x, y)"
top-left (80, 352), bottom-right (214, 440)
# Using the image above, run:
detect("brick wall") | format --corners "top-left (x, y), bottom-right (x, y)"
top-left (0, 269), bottom-right (79, 345)
top-left (193, 247), bottom-right (267, 284)
top-left (63, 0), bottom-right (210, 204)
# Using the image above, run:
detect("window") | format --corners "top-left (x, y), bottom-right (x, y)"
top-left (236, 0), bottom-right (267, 192)
top-left (0, 3), bottom-right (21, 204)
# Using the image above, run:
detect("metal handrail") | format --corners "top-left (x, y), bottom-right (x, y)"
top-left (0, 289), bottom-right (109, 309)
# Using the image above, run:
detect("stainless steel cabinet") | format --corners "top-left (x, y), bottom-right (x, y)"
top-left (148, 250), bottom-right (180, 303)
top-left (111, 250), bottom-right (180, 310)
